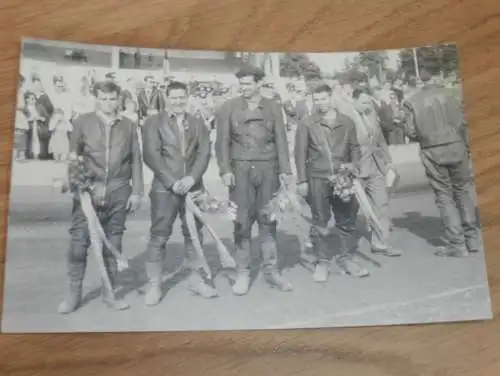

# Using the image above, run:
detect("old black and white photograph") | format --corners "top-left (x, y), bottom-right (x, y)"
top-left (1, 38), bottom-right (492, 333)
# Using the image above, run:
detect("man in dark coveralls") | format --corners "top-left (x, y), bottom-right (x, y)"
top-left (295, 84), bottom-right (368, 283)
top-left (216, 66), bottom-right (293, 295)
top-left (405, 68), bottom-right (480, 257)
top-left (142, 81), bottom-right (217, 306)
top-left (58, 81), bottom-right (144, 314)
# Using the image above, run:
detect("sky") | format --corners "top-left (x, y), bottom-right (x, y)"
top-left (307, 48), bottom-right (401, 74)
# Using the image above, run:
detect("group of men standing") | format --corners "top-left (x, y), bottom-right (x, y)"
top-left (57, 64), bottom-right (481, 315)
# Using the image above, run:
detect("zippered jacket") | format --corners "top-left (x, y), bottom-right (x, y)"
top-left (70, 112), bottom-right (144, 196)
top-left (142, 111), bottom-right (211, 192)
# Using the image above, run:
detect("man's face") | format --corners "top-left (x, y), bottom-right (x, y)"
top-left (167, 88), bottom-right (188, 114)
top-left (354, 93), bottom-right (372, 113)
top-left (238, 76), bottom-right (259, 99)
top-left (33, 80), bottom-right (43, 93)
top-left (312, 91), bottom-right (332, 113)
top-left (95, 90), bottom-right (119, 115)
top-left (145, 77), bottom-right (154, 90)
top-left (54, 80), bottom-right (65, 93)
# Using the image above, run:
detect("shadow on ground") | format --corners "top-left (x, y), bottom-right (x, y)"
top-left (392, 211), bottom-right (444, 247)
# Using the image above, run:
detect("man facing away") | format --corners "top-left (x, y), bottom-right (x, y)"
top-left (216, 65), bottom-right (293, 295)
top-left (351, 87), bottom-right (402, 258)
top-left (58, 81), bottom-right (143, 314)
top-left (295, 84), bottom-right (368, 283)
top-left (404, 68), bottom-right (480, 257)
top-left (142, 81), bottom-right (217, 306)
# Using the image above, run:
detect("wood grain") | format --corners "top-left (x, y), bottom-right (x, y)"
top-left (1, 0), bottom-right (500, 375)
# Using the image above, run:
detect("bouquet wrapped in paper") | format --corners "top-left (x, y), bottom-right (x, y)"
top-left (189, 190), bottom-right (237, 221)
top-left (185, 191), bottom-right (238, 276)
top-left (261, 177), bottom-right (305, 223)
top-left (68, 156), bottom-right (95, 194)
top-left (328, 165), bottom-right (357, 202)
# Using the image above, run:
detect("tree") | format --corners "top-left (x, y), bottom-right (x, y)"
top-left (280, 53), bottom-right (322, 80)
top-left (441, 44), bottom-right (459, 77)
top-left (333, 66), bottom-right (368, 85)
top-left (397, 44), bottom-right (460, 82)
top-left (357, 51), bottom-right (388, 81)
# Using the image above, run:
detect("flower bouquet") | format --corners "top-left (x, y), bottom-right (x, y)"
top-left (68, 156), bottom-right (95, 194)
top-left (261, 179), bottom-right (305, 223)
top-left (328, 165), bottom-right (357, 202)
top-left (189, 190), bottom-right (237, 221)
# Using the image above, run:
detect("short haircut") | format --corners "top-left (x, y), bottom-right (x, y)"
top-left (166, 81), bottom-right (188, 97)
top-left (235, 65), bottom-right (265, 82)
top-left (53, 75), bottom-right (63, 84)
top-left (312, 83), bottom-right (333, 96)
top-left (23, 91), bottom-right (36, 102)
top-left (352, 87), bottom-right (370, 99)
top-left (391, 88), bottom-right (404, 103)
top-left (92, 81), bottom-right (121, 97)
top-left (144, 75), bottom-right (154, 82)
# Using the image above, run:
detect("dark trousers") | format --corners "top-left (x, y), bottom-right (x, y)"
top-left (230, 160), bottom-right (279, 271)
top-left (383, 127), bottom-right (405, 145)
top-left (67, 184), bottom-right (132, 287)
top-left (421, 150), bottom-right (479, 252)
top-left (26, 121), bottom-right (51, 159)
top-left (13, 129), bottom-right (28, 157)
top-left (308, 178), bottom-right (359, 263)
top-left (146, 189), bottom-right (204, 270)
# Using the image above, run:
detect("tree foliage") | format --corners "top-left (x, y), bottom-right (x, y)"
top-left (280, 53), bottom-right (322, 80)
top-left (356, 51), bottom-right (388, 80)
top-left (397, 44), bottom-right (459, 82)
top-left (332, 51), bottom-right (388, 85)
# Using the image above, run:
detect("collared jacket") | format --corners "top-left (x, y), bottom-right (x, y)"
top-left (294, 111), bottom-right (361, 183)
top-left (404, 84), bottom-right (468, 164)
top-left (351, 108), bottom-right (392, 178)
top-left (215, 96), bottom-right (291, 175)
top-left (137, 88), bottom-right (165, 119)
top-left (405, 84), bottom-right (465, 148)
top-left (142, 111), bottom-right (211, 192)
top-left (70, 112), bottom-right (144, 196)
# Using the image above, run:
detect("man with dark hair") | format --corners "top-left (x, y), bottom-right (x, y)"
top-left (295, 83), bottom-right (368, 283)
top-left (351, 87), bottom-right (401, 259)
top-left (216, 65), bottom-right (293, 295)
top-left (142, 80), bottom-right (216, 305)
top-left (105, 72), bottom-right (117, 83)
top-left (58, 80), bottom-right (144, 314)
top-left (405, 68), bottom-right (480, 257)
top-left (138, 75), bottom-right (164, 124)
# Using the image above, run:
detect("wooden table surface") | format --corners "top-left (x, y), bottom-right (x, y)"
top-left (1, 1), bottom-right (500, 375)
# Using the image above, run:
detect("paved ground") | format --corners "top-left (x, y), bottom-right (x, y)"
top-left (1, 157), bottom-right (492, 333)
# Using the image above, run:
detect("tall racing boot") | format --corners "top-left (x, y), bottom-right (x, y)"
top-left (144, 261), bottom-right (163, 306)
top-left (58, 262), bottom-right (85, 314)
